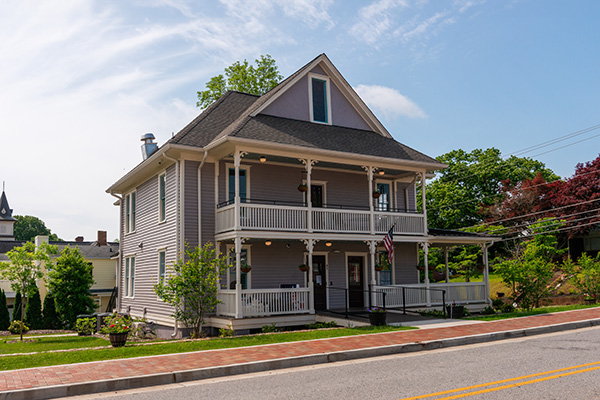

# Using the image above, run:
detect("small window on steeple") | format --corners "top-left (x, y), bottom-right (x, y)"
top-left (309, 73), bottom-right (331, 124)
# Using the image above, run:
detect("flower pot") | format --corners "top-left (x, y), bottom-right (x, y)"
top-left (374, 264), bottom-right (384, 272)
top-left (369, 312), bottom-right (387, 326)
top-left (298, 185), bottom-right (308, 192)
top-left (241, 266), bottom-right (251, 273)
top-left (298, 264), bottom-right (309, 272)
top-left (109, 332), bottom-right (129, 347)
top-left (446, 305), bottom-right (465, 319)
top-left (372, 192), bottom-right (381, 199)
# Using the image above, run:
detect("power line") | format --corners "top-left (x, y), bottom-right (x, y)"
top-left (497, 219), bottom-right (600, 244)
top-left (508, 124), bottom-right (600, 157)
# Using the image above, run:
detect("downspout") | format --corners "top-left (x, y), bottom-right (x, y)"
top-left (162, 153), bottom-right (181, 338)
top-left (109, 191), bottom-right (123, 312)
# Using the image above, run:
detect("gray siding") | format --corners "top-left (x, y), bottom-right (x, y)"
top-left (119, 164), bottom-right (178, 321)
top-left (184, 161), bottom-right (199, 247)
top-left (395, 242), bottom-right (419, 284)
top-left (396, 182), bottom-right (417, 212)
top-left (200, 162), bottom-right (216, 245)
top-left (261, 65), bottom-right (371, 131)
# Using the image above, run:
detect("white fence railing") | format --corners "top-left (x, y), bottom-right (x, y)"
top-left (216, 288), bottom-right (310, 318)
top-left (216, 203), bottom-right (425, 235)
top-left (373, 282), bottom-right (487, 308)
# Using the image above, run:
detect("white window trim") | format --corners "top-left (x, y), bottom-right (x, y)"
top-left (225, 244), bottom-right (252, 289)
top-left (124, 255), bottom-right (136, 298)
top-left (157, 248), bottom-right (167, 286)
top-left (308, 73), bottom-right (332, 125)
top-left (225, 163), bottom-right (251, 201)
top-left (158, 172), bottom-right (167, 223)
top-left (125, 191), bottom-right (136, 234)
top-left (375, 179), bottom-right (393, 211)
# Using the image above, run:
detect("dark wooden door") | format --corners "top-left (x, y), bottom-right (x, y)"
top-left (311, 185), bottom-right (323, 207)
top-left (312, 255), bottom-right (327, 310)
top-left (347, 256), bottom-right (364, 308)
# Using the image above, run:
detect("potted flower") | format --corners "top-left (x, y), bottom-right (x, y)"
top-left (368, 307), bottom-right (387, 326)
top-left (240, 263), bottom-right (252, 273)
top-left (584, 293), bottom-right (596, 304)
top-left (101, 313), bottom-right (132, 347)
top-left (298, 264), bottom-right (309, 272)
top-left (446, 302), bottom-right (465, 319)
top-left (372, 190), bottom-right (381, 199)
top-left (374, 263), bottom-right (384, 272)
top-left (297, 184), bottom-right (308, 192)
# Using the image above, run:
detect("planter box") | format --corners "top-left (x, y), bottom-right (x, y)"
top-left (446, 305), bottom-right (465, 319)
top-left (369, 312), bottom-right (387, 326)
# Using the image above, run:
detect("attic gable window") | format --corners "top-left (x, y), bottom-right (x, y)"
top-left (309, 73), bottom-right (331, 124)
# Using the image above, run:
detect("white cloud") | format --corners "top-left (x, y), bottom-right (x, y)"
top-left (349, 0), bottom-right (409, 46)
top-left (277, 0), bottom-right (335, 29)
top-left (355, 84), bottom-right (427, 119)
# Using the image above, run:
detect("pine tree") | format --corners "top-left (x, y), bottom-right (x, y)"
top-left (12, 291), bottom-right (22, 323)
top-left (24, 286), bottom-right (43, 330)
top-left (0, 289), bottom-right (10, 331)
top-left (42, 292), bottom-right (60, 329)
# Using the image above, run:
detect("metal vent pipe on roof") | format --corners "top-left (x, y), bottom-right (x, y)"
top-left (141, 133), bottom-right (159, 160)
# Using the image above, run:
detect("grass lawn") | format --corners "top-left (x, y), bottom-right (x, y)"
top-left (0, 325), bottom-right (415, 371)
top-left (468, 304), bottom-right (600, 321)
top-left (0, 335), bottom-right (110, 354)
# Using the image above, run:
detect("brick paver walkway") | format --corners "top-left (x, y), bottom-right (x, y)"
top-left (1, 308), bottom-right (600, 393)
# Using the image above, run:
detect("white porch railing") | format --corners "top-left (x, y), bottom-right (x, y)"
top-left (373, 282), bottom-right (487, 308)
top-left (216, 288), bottom-right (310, 318)
top-left (216, 203), bottom-right (425, 235)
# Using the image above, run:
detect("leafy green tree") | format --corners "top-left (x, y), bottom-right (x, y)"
top-left (42, 292), bottom-right (60, 329)
top-left (0, 289), bottom-right (10, 330)
top-left (563, 253), bottom-right (600, 301)
top-left (14, 215), bottom-right (62, 242)
top-left (154, 243), bottom-right (228, 338)
top-left (495, 219), bottom-right (564, 310)
top-left (12, 291), bottom-right (22, 323)
top-left (196, 54), bottom-right (283, 108)
top-left (423, 148), bottom-right (559, 230)
top-left (47, 247), bottom-right (96, 328)
top-left (24, 286), bottom-right (42, 330)
top-left (0, 241), bottom-right (56, 340)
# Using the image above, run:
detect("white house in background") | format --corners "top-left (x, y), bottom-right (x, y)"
top-left (107, 53), bottom-right (496, 337)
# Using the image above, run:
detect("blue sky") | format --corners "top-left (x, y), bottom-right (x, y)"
top-left (1, 0), bottom-right (599, 241)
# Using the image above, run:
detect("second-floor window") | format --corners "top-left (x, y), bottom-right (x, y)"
top-left (124, 256), bottom-right (135, 297)
top-left (228, 168), bottom-right (247, 202)
top-left (309, 73), bottom-right (331, 124)
top-left (377, 182), bottom-right (390, 212)
top-left (159, 173), bottom-right (166, 222)
top-left (125, 191), bottom-right (136, 233)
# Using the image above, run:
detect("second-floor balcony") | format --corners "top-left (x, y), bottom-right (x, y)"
top-left (215, 199), bottom-right (425, 236)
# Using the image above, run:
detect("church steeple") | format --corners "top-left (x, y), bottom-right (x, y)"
top-left (0, 185), bottom-right (16, 241)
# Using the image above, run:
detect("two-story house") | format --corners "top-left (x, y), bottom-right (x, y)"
top-left (107, 54), bottom-right (495, 336)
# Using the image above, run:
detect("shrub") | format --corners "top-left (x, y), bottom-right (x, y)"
top-left (8, 320), bottom-right (29, 335)
top-left (261, 323), bottom-right (280, 333)
top-left (42, 292), bottom-right (61, 329)
top-left (0, 289), bottom-right (9, 331)
top-left (24, 287), bottom-right (43, 330)
top-left (481, 306), bottom-right (496, 315)
top-left (492, 299), bottom-right (504, 310)
top-left (307, 321), bottom-right (337, 329)
top-left (501, 303), bottom-right (515, 313)
top-left (219, 324), bottom-right (235, 337)
top-left (75, 317), bottom-right (96, 335)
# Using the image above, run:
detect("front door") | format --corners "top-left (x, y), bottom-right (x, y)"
top-left (347, 256), bottom-right (364, 308)
top-left (311, 185), bottom-right (323, 207)
top-left (312, 255), bottom-right (327, 310)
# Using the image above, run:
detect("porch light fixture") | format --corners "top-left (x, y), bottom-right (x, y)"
top-left (265, 240), bottom-right (272, 246)
top-left (259, 155), bottom-right (267, 163)
top-left (325, 241), bottom-right (332, 247)
top-left (378, 169), bottom-right (385, 175)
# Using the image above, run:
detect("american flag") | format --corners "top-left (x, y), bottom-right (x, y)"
top-left (383, 226), bottom-right (394, 266)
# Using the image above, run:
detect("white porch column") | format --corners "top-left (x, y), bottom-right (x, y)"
top-left (363, 166), bottom-right (375, 235)
top-left (300, 159), bottom-right (316, 233)
top-left (367, 240), bottom-right (377, 306)
top-left (420, 172), bottom-right (428, 234)
top-left (481, 243), bottom-right (492, 305)
top-left (234, 237), bottom-right (242, 319)
top-left (303, 239), bottom-right (316, 314)
top-left (420, 242), bottom-right (431, 305)
top-left (444, 246), bottom-right (450, 283)
top-left (234, 152), bottom-right (241, 231)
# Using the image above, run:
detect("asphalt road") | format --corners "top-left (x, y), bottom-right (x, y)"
top-left (72, 326), bottom-right (600, 400)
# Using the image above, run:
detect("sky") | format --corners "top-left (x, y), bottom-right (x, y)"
top-left (1, 0), bottom-right (599, 242)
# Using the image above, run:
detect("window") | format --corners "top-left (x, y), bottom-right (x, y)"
top-left (158, 250), bottom-right (166, 284)
top-left (159, 173), bottom-right (166, 222)
top-left (376, 182), bottom-right (390, 212)
top-left (124, 256), bottom-right (135, 297)
top-left (309, 74), bottom-right (331, 124)
top-left (125, 191), bottom-right (136, 233)
top-left (228, 168), bottom-right (247, 202)
top-left (377, 250), bottom-right (392, 286)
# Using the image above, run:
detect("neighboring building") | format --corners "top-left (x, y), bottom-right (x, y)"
top-left (107, 53), bottom-right (496, 336)
top-left (0, 190), bottom-right (118, 314)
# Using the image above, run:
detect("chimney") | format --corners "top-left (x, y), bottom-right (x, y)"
top-left (141, 133), bottom-right (159, 160)
top-left (75, 236), bottom-right (84, 242)
top-left (97, 230), bottom-right (107, 246)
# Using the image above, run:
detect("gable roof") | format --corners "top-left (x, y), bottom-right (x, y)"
top-left (0, 191), bottom-right (16, 222)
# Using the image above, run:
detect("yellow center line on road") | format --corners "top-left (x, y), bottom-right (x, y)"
top-left (398, 361), bottom-right (600, 400)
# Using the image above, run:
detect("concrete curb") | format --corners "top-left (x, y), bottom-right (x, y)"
top-left (3, 318), bottom-right (600, 400)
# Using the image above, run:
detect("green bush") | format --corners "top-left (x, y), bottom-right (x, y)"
top-left (219, 324), bottom-right (234, 337)
top-left (481, 306), bottom-right (496, 315)
top-left (307, 321), bottom-right (337, 329)
top-left (492, 299), bottom-right (504, 310)
top-left (75, 317), bottom-right (96, 335)
top-left (501, 303), bottom-right (515, 313)
top-left (261, 323), bottom-right (280, 333)
top-left (0, 289), bottom-right (9, 331)
top-left (24, 287), bottom-right (43, 330)
top-left (8, 320), bottom-right (29, 335)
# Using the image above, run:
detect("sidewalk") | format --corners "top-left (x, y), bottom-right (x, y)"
top-left (2, 307), bottom-right (600, 400)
